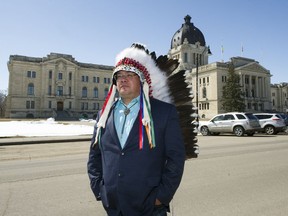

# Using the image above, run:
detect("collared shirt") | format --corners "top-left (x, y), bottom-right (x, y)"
top-left (114, 96), bottom-right (140, 148)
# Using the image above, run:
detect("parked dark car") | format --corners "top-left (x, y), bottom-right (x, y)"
top-left (278, 113), bottom-right (288, 126)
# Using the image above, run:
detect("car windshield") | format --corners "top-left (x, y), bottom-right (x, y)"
top-left (245, 113), bottom-right (258, 120)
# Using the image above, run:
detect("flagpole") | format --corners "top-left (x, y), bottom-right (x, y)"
top-left (221, 45), bottom-right (224, 62)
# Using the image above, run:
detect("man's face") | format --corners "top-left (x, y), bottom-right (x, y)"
top-left (115, 70), bottom-right (141, 104)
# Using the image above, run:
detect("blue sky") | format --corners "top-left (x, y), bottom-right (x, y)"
top-left (1, 0), bottom-right (287, 91)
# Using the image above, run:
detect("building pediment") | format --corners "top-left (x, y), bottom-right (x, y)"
top-left (43, 56), bottom-right (78, 68)
top-left (236, 62), bottom-right (270, 75)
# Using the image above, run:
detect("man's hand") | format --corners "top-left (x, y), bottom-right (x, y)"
top-left (155, 198), bottom-right (162, 206)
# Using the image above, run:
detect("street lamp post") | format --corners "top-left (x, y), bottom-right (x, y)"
top-left (196, 54), bottom-right (199, 125)
top-left (195, 46), bottom-right (212, 127)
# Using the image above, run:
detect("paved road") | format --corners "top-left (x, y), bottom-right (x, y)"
top-left (0, 134), bottom-right (287, 216)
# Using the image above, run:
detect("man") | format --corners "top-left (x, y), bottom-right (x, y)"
top-left (87, 43), bottom-right (185, 216)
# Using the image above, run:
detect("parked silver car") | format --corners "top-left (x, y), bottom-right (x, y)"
top-left (199, 112), bottom-right (261, 137)
top-left (253, 113), bottom-right (286, 135)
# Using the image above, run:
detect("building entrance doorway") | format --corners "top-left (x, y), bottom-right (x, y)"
top-left (57, 101), bottom-right (64, 111)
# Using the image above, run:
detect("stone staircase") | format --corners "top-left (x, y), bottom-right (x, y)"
top-left (55, 110), bottom-right (78, 121)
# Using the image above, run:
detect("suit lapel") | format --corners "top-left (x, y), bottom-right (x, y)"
top-left (123, 112), bottom-right (141, 150)
top-left (105, 107), bottom-right (121, 148)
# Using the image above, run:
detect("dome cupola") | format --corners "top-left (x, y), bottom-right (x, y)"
top-left (171, 15), bottom-right (206, 49)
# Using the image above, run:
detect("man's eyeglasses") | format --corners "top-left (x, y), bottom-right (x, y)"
top-left (114, 73), bottom-right (137, 81)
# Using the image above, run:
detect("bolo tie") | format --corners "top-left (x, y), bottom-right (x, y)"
top-left (120, 101), bottom-right (137, 137)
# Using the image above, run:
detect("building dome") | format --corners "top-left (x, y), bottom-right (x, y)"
top-left (171, 15), bottom-right (206, 49)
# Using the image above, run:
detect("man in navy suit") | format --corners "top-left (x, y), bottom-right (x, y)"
top-left (87, 44), bottom-right (185, 216)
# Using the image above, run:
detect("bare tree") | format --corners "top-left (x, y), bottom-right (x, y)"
top-left (0, 89), bottom-right (7, 117)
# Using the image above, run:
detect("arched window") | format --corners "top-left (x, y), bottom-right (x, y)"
top-left (82, 87), bottom-right (88, 98)
top-left (94, 87), bottom-right (98, 98)
top-left (28, 83), bottom-right (34, 95)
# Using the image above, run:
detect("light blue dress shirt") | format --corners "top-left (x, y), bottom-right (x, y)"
top-left (114, 96), bottom-right (140, 148)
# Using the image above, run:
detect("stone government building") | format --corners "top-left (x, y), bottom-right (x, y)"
top-left (5, 53), bottom-right (113, 119)
top-left (5, 15), bottom-right (288, 120)
top-left (168, 15), bottom-right (287, 119)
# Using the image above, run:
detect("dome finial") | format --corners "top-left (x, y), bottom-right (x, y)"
top-left (184, 15), bottom-right (191, 24)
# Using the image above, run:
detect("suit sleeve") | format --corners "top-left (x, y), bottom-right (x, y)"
top-left (87, 121), bottom-right (103, 201)
top-left (156, 105), bottom-right (186, 205)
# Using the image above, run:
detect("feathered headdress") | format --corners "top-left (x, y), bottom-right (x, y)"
top-left (93, 43), bottom-right (199, 158)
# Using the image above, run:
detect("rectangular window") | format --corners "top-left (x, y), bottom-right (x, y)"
top-left (93, 102), bottom-right (100, 110)
top-left (82, 75), bottom-right (89, 82)
top-left (31, 101), bottom-right (35, 109)
top-left (28, 84), bottom-right (34, 95)
top-left (57, 86), bottom-right (63, 96)
top-left (69, 101), bottom-right (72, 109)
top-left (32, 71), bottom-right (36, 78)
top-left (69, 86), bottom-right (72, 96)
top-left (48, 101), bottom-right (52, 109)
top-left (48, 85), bottom-right (52, 95)
top-left (58, 73), bottom-right (63, 80)
top-left (93, 76), bottom-right (101, 83)
top-left (245, 77), bottom-right (249, 84)
top-left (49, 70), bottom-right (52, 79)
top-left (81, 102), bottom-right (88, 110)
top-left (27, 71), bottom-right (31, 78)
top-left (184, 53), bottom-right (188, 63)
top-left (26, 101), bottom-right (35, 109)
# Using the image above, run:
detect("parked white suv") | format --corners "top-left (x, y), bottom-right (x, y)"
top-left (199, 112), bottom-right (261, 137)
top-left (253, 113), bottom-right (286, 135)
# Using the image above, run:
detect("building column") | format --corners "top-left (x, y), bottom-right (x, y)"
top-left (249, 75), bottom-right (252, 97)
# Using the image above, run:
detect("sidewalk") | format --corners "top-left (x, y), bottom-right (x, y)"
top-left (0, 135), bottom-right (92, 146)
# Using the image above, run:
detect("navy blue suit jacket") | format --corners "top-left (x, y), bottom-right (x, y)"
top-left (87, 98), bottom-right (185, 216)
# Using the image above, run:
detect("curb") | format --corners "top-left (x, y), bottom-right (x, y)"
top-left (0, 136), bottom-right (91, 146)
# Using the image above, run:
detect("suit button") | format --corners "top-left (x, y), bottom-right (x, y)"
top-left (121, 152), bottom-right (125, 156)
top-left (118, 173), bottom-right (121, 177)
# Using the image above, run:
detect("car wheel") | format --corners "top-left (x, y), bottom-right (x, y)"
top-left (200, 126), bottom-right (210, 136)
top-left (264, 125), bottom-right (275, 135)
top-left (234, 126), bottom-right (244, 136)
